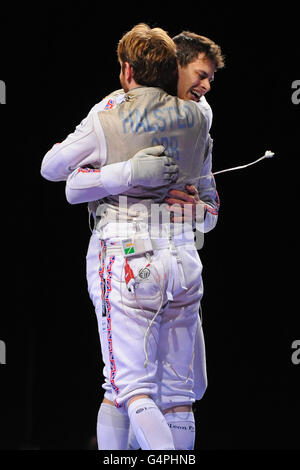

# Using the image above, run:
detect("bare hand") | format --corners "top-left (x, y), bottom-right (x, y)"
top-left (164, 185), bottom-right (206, 223)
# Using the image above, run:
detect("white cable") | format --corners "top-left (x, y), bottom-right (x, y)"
top-left (200, 150), bottom-right (275, 179)
top-left (119, 252), bottom-right (162, 368)
top-left (143, 262), bottom-right (164, 368)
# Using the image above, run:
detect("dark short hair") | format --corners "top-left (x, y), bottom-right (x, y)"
top-left (173, 31), bottom-right (225, 70)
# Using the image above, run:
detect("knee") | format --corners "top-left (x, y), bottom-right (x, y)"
top-left (162, 404), bottom-right (193, 415)
top-left (102, 397), bottom-right (115, 406)
top-left (127, 394), bottom-right (151, 408)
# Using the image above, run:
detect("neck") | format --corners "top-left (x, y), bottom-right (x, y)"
top-left (127, 79), bottom-right (141, 91)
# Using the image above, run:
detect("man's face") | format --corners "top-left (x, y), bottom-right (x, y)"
top-left (177, 52), bottom-right (216, 102)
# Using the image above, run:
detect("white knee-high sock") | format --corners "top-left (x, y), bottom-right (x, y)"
top-left (164, 411), bottom-right (196, 450)
top-left (127, 397), bottom-right (175, 450)
top-left (97, 403), bottom-right (130, 450)
top-left (128, 424), bottom-right (140, 450)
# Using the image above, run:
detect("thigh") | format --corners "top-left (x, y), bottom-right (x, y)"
top-left (103, 251), bottom-right (169, 408)
top-left (156, 245), bottom-right (204, 408)
top-left (86, 230), bottom-right (103, 317)
top-left (156, 303), bottom-right (199, 408)
top-left (86, 232), bottom-right (113, 395)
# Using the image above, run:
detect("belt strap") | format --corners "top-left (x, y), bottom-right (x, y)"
top-left (105, 237), bottom-right (193, 255)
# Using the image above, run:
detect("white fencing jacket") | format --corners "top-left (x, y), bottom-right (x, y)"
top-left (41, 89), bottom-right (219, 233)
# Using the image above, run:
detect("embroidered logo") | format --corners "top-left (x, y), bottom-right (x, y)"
top-left (104, 98), bottom-right (115, 110)
top-left (138, 267), bottom-right (151, 279)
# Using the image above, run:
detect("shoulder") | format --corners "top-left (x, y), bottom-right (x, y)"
top-left (101, 89), bottom-right (126, 109)
top-left (89, 89), bottom-right (126, 114)
top-left (176, 96), bottom-right (206, 121)
top-left (178, 96), bottom-right (212, 131)
top-left (196, 96), bottom-right (213, 130)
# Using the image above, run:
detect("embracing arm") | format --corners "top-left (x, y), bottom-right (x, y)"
top-left (65, 146), bottom-right (178, 204)
top-left (196, 135), bottom-right (220, 232)
top-left (65, 160), bottom-right (132, 204)
top-left (41, 88), bottom-right (179, 205)
top-left (164, 135), bottom-right (220, 233)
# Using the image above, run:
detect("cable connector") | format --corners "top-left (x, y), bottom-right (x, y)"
top-left (209, 149), bottom-right (276, 177)
top-left (124, 258), bottom-right (136, 294)
top-left (264, 150), bottom-right (275, 158)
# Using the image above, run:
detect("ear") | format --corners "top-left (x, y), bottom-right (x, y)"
top-left (123, 61), bottom-right (134, 82)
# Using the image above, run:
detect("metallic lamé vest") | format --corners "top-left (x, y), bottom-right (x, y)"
top-left (95, 87), bottom-right (208, 226)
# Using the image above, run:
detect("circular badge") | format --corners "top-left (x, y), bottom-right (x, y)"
top-left (138, 267), bottom-right (151, 279)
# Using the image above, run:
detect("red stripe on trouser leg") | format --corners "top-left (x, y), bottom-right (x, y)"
top-left (104, 256), bottom-right (120, 401)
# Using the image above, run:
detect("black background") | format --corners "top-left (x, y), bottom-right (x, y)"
top-left (0, 2), bottom-right (299, 452)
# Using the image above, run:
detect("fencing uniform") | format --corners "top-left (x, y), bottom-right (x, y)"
top-left (41, 87), bottom-right (219, 411)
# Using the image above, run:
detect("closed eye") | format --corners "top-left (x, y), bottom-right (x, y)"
top-left (197, 71), bottom-right (214, 83)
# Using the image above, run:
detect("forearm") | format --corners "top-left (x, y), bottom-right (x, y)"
top-left (66, 145), bottom-right (177, 204)
top-left (196, 196), bottom-right (219, 233)
top-left (196, 136), bottom-right (220, 233)
top-left (65, 161), bottom-right (132, 204)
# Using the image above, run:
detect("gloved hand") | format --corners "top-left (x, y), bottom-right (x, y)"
top-left (130, 145), bottom-right (179, 187)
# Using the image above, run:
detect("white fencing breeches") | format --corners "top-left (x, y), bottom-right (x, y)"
top-left (86, 229), bottom-right (207, 409)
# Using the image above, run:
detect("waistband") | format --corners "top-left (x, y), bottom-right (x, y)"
top-left (97, 222), bottom-right (196, 243)
top-left (104, 237), bottom-right (195, 256)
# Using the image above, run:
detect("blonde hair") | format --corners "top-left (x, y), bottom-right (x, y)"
top-left (117, 23), bottom-right (178, 94)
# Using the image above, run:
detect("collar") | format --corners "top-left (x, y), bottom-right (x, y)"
top-left (125, 86), bottom-right (164, 100)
